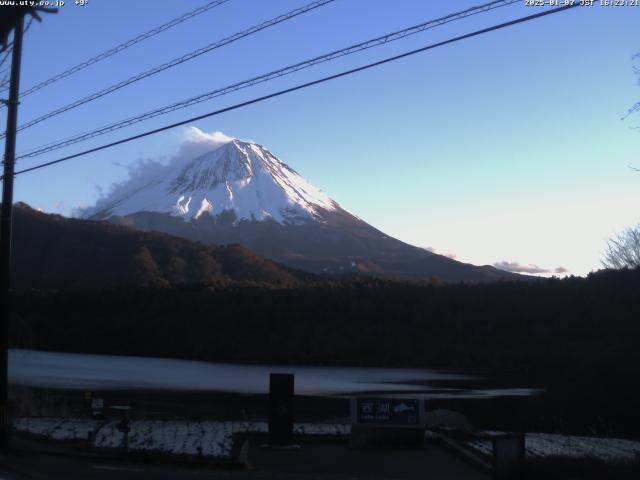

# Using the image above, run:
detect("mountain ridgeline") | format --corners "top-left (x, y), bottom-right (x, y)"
top-left (82, 137), bottom-right (521, 283)
top-left (10, 203), bottom-right (306, 291)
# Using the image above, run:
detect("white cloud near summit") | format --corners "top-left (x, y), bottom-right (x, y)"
top-left (74, 127), bottom-right (234, 218)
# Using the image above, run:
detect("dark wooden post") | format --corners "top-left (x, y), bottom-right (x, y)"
top-left (117, 416), bottom-right (130, 453)
top-left (492, 433), bottom-right (525, 479)
top-left (268, 373), bottom-right (294, 445)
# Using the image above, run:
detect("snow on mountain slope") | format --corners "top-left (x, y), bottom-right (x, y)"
top-left (80, 131), bottom-right (523, 282)
top-left (84, 138), bottom-right (338, 224)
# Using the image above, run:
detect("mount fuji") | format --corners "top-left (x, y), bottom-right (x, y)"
top-left (82, 135), bottom-right (518, 282)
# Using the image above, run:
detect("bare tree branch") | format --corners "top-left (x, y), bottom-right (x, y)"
top-left (624, 53), bottom-right (640, 120)
top-left (602, 225), bottom-right (640, 269)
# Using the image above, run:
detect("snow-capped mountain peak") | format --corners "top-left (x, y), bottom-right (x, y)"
top-left (84, 138), bottom-right (338, 224)
top-left (80, 132), bottom-right (522, 282)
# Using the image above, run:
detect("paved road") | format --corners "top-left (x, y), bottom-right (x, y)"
top-left (0, 445), bottom-right (490, 480)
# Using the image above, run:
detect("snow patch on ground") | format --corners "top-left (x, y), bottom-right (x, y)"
top-left (14, 418), bottom-right (640, 463)
top-left (466, 432), bottom-right (640, 463)
top-left (12, 417), bottom-right (99, 442)
top-left (12, 418), bottom-right (349, 459)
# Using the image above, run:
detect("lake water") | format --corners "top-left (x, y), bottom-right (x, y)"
top-left (9, 349), bottom-right (537, 399)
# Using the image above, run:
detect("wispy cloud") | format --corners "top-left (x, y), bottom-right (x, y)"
top-left (493, 260), bottom-right (569, 275)
top-left (74, 127), bottom-right (235, 218)
top-left (183, 127), bottom-right (235, 147)
top-left (493, 261), bottom-right (549, 274)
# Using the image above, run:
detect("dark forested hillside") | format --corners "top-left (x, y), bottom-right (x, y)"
top-left (8, 203), bottom-right (640, 435)
top-left (10, 203), bottom-right (308, 290)
top-left (12, 268), bottom-right (640, 373)
top-left (10, 261), bottom-right (640, 434)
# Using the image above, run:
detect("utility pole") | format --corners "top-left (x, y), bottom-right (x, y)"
top-left (0, 6), bottom-right (55, 452)
top-left (0, 13), bottom-right (23, 452)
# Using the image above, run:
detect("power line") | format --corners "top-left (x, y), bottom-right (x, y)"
top-left (16, 0), bottom-right (520, 159)
top-left (13, 0), bottom-right (517, 155)
top-left (0, 17), bottom-right (32, 74)
top-left (16, 0), bottom-right (231, 100)
top-left (5, 0), bottom-right (336, 138)
top-left (0, 46), bottom-right (12, 73)
top-left (0, 18), bottom-right (31, 101)
top-left (8, 4), bottom-right (580, 179)
top-left (0, 68), bottom-right (9, 91)
top-left (0, 61), bottom-right (11, 92)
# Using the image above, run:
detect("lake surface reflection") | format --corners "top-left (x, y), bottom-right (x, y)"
top-left (9, 349), bottom-right (537, 399)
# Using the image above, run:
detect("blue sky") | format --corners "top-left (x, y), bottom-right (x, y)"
top-left (3, 0), bottom-right (639, 276)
